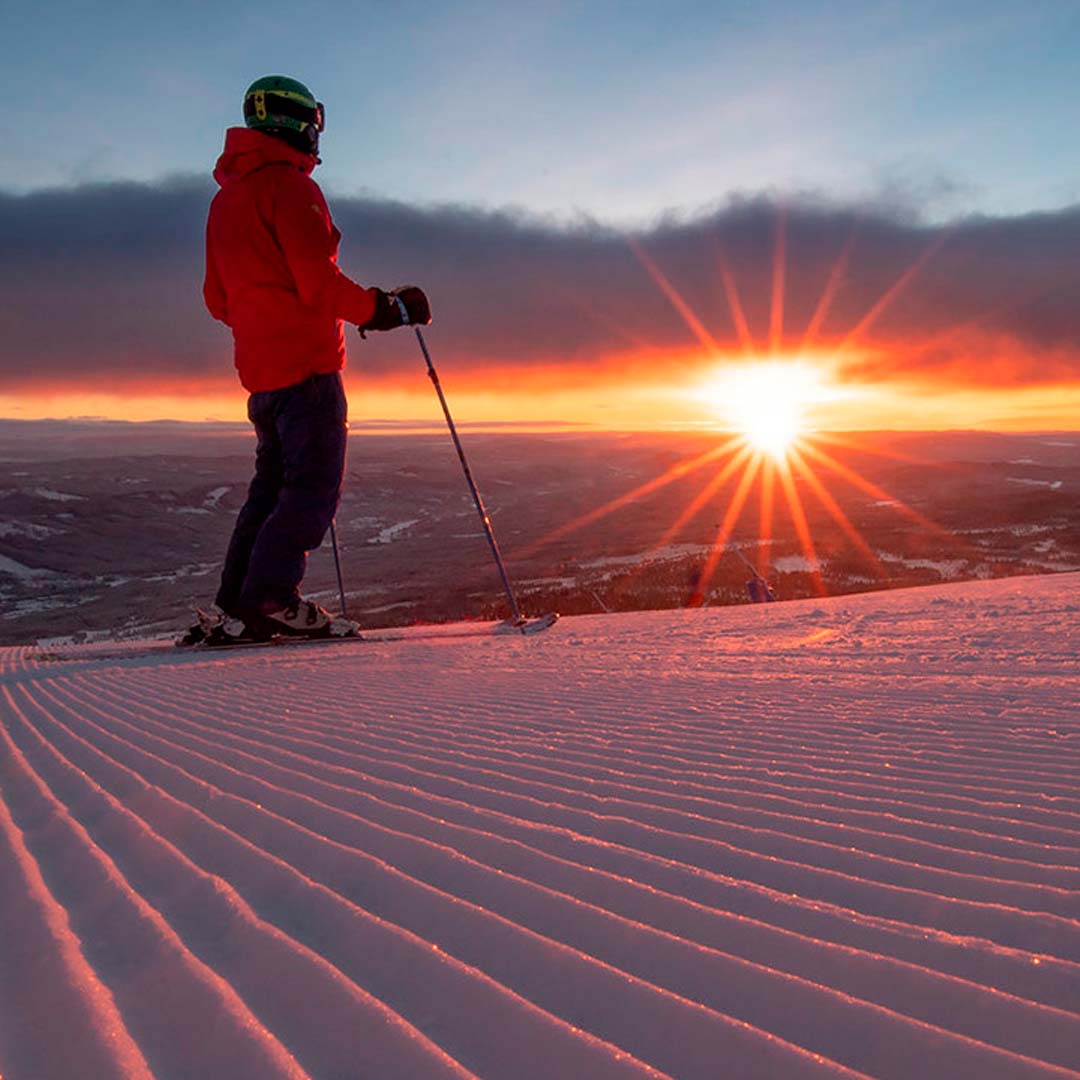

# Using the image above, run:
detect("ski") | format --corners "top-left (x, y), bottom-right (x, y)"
top-left (35, 613), bottom-right (559, 664)
top-left (199, 611), bottom-right (559, 649)
top-left (492, 612), bottom-right (560, 636)
top-left (196, 631), bottom-right (366, 651)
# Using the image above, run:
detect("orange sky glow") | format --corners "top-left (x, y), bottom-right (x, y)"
top-left (5, 180), bottom-right (1080, 435)
top-left (4, 348), bottom-right (1079, 433)
top-left (8, 196), bottom-right (1079, 433)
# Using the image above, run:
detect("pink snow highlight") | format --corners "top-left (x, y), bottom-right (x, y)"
top-left (1, 572), bottom-right (1078, 1079)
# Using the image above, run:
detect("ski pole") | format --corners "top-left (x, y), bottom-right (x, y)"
top-left (730, 545), bottom-right (761, 577)
top-left (415, 327), bottom-right (525, 624)
top-left (329, 519), bottom-right (349, 619)
top-left (729, 544), bottom-right (776, 602)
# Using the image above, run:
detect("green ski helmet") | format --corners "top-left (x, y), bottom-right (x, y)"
top-left (243, 75), bottom-right (325, 156)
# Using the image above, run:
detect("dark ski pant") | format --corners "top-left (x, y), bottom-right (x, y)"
top-left (216, 372), bottom-right (347, 616)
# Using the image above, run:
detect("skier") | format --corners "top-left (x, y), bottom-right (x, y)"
top-left (193, 75), bottom-right (430, 643)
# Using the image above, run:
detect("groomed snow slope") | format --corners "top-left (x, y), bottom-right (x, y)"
top-left (1, 574), bottom-right (1078, 1080)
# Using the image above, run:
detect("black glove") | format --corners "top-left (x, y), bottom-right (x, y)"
top-left (359, 285), bottom-right (431, 334)
top-left (391, 285), bottom-right (431, 326)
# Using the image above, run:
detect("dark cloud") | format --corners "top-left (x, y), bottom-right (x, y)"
top-left (3, 177), bottom-right (1080, 394)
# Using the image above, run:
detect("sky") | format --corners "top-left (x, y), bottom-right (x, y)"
top-left (3, 0), bottom-right (1080, 430)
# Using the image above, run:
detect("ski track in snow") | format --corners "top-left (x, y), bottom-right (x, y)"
top-left (1, 575), bottom-right (1079, 1079)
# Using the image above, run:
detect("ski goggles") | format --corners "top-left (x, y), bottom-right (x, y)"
top-left (246, 91), bottom-right (325, 133)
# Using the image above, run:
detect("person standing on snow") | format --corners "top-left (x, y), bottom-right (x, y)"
top-left (194, 75), bottom-right (430, 643)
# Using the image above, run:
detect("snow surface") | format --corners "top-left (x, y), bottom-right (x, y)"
top-left (366, 518), bottom-right (420, 544)
top-left (204, 486), bottom-right (231, 509)
top-left (773, 554), bottom-right (821, 573)
top-left (1008, 478), bottom-right (1064, 491)
top-left (0, 553), bottom-right (55, 581)
top-left (31, 487), bottom-right (85, 502)
top-left (0, 520), bottom-right (64, 540)
top-left (580, 543), bottom-right (712, 569)
top-left (1, 574), bottom-right (1079, 1079)
top-left (875, 555), bottom-right (970, 577)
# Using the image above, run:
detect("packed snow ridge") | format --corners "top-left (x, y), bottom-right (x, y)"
top-left (1, 574), bottom-right (1078, 1079)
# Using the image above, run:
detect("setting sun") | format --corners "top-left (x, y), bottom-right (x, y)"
top-left (701, 360), bottom-right (833, 459)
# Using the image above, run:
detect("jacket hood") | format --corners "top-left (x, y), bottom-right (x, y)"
top-left (213, 127), bottom-right (317, 186)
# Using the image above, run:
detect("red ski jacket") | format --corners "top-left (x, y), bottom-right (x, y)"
top-left (204, 128), bottom-right (378, 393)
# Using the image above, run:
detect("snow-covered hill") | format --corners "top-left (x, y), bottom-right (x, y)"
top-left (1, 575), bottom-right (1078, 1079)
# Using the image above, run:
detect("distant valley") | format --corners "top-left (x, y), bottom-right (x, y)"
top-left (1, 420), bottom-right (1077, 645)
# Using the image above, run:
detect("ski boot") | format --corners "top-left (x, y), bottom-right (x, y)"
top-left (250, 599), bottom-right (362, 640)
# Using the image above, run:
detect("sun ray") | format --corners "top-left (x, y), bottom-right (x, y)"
top-left (776, 453), bottom-right (826, 595)
top-left (627, 237), bottom-right (722, 354)
top-left (832, 232), bottom-right (950, 361)
top-left (800, 226), bottom-right (858, 350)
top-left (888, 283), bottom-right (1059, 386)
top-left (893, 265), bottom-right (1055, 361)
top-left (655, 444), bottom-right (754, 549)
top-left (788, 445), bottom-right (884, 575)
top-left (609, 444), bottom-right (753, 606)
top-left (514, 437), bottom-right (744, 559)
top-left (798, 440), bottom-right (953, 541)
top-left (563, 287), bottom-right (660, 354)
top-left (812, 430), bottom-right (927, 465)
top-left (769, 205), bottom-right (787, 354)
top-left (688, 452), bottom-right (762, 606)
top-left (757, 456), bottom-right (776, 578)
top-left (717, 256), bottom-right (756, 355)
